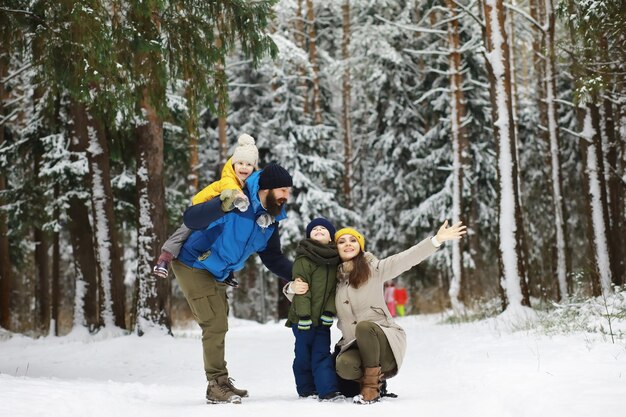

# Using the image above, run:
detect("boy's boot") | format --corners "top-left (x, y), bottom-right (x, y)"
top-left (319, 391), bottom-right (346, 402)
top-left (206, 376), bottom-right (241, 404)
top-left (354, 366), bottom-right (382, 404)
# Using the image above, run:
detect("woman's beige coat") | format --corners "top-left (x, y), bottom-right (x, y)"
top-left (335, 237), bottom-right (438, 371)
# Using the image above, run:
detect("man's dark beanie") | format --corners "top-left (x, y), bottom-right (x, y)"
top-left (306, 217), bottom-right (336, 239)
top-left (259, 163), bottom-right (293, 190)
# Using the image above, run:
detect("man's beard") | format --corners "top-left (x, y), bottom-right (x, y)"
top-left (265, 190), bottom-right (287, 216)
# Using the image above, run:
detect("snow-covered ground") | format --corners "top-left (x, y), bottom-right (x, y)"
top-left (1, 314), bottom-right (624, 417)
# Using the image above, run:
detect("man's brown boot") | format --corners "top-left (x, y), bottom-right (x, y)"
top-left (224, 376), bottom-right (248, 398)
top-left (206, 376), bottom-right (241, 404)
top-left (355, 366), bottom-right (382, 404)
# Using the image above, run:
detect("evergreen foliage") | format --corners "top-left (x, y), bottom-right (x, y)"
top-left (0, 0), bottom-right (624, 332)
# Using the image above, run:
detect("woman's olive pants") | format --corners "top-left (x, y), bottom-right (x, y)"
top-left (335, 321), bottom-right (397, 381)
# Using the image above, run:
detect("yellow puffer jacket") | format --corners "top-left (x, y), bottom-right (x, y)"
top-left (191, 158), bottom-right (245, 205)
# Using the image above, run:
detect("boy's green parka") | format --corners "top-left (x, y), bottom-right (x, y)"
top-left (286, 239), bottom-right (340, 327)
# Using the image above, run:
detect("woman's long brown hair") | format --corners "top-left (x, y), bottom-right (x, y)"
top-left (348, 251), bottom-right (372, 289)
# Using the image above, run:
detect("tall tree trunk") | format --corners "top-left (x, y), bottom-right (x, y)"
top-left (135, 91), bottom-right (171, 334)
top-left (0, 51), bottom-right (12, 331)
top-left (507, 0), bottom-right (519, 129)
top-left (305, 0), bottom-right (322, 124)
top-left (341, 0), bottom-right (353, 209)
top-left (482, 0), bottom-right (530, 309)
top-left (294, 0), bottom-right (309, 116)
top-left (67, 102), bottom-right (100, 331)
top-left (185, 72), bottom-right (200, 194)
top-left (528, 0), bottom-right (550, 297)
top-left (33, 152), bottom-right (50, 334)
top-left (544, 0), bottom-right (570, 300)
top-left (132, 2), bottom-right (171, 335)
top-left (51, 183), bottom-right (60, 335)
top-left (218, 116), bottom-right (228, 164)
top-left (506, 1), bottom-right (532, 303)
top-left (30, 18), bottom-right (50, 333)
top-left (563, 0), bottom-right (616, 294)
top-left (621, 104), bottom-right (626, 268)
top-left (0, 167), bottom-right (10, 331)
top-left (599, 40), bottom-right (625, 287)
top-left (214, 25), bottom-right (229, 167)
top-left (88, 115), bottom-right (126, 329)
top-left (445, 0), bottom-right (468, 313)
top-left (582, 104), bottom-right (613, 296)
top-left (529, 0), bottom-right (548, 132)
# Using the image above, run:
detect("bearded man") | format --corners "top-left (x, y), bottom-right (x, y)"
top-left (172, 163), bottom-right (295, 404)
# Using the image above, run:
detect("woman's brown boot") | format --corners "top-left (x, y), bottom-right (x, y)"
top-left (356, 366), bottom-right (382, 404)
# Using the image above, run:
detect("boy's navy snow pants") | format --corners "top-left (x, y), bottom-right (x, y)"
top-left (291, 325), bottom-right (338, 398)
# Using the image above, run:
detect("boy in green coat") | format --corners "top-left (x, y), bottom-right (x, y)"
top-left (286, 218), bottom-right (343, 401)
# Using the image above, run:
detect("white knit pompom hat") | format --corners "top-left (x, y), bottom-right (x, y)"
top-left (231, 134), bottom-right (259, 166)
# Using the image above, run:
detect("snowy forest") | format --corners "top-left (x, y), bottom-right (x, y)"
top-left (0, 0), bottom-right (624, 337)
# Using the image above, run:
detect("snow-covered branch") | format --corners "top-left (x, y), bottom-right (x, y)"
top-left (404, 48), bottom-right (450, 56)
top-left (3, 94), bottom-right (27, 108)
top-left (374, 14), bottom-right (447, 35)
top-left (0, 7), bottom-right (50, 29)
top-left (413, 88), bottom-right (451, 105)
top-left (552, 98), bottom-right (578, 108)
top-left (561, 126), bottom-right (592, 143)
top-left (0, 108), bottom-right (19, 126)
top-left (447, 0), bottom-right (485, 29)
top-left (503, 2), bottom-right (544, 32)
top-left (0, 63), bottom-right (33, 84)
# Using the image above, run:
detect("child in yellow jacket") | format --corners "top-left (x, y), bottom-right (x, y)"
top-left (152, 134), bottom-right (259, 281)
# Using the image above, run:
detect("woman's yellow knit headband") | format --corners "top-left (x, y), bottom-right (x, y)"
top-left (334, 227), bottom-right (365, 251)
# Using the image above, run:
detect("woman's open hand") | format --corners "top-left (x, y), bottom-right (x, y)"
top-left (436, 220), bottom-right (467, 242)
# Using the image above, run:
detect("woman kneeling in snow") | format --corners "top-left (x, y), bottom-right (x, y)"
top-left (332, 221), bottom-right (465, 404)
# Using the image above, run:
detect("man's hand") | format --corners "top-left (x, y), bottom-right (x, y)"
top-left (290, 277), bottom-right (309, 295)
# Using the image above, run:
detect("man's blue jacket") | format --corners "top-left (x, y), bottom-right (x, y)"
top-left (177, 170), bottom-right (293, 282)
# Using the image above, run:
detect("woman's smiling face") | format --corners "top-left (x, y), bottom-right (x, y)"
top-left (336, 234), bottom-right (361, 261)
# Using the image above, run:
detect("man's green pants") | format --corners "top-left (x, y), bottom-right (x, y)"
top-left (172, 260), bottom-right (229, 381)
